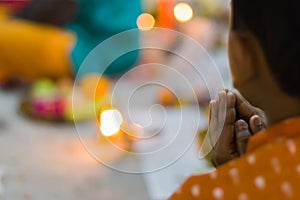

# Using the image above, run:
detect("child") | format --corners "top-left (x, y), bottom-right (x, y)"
top-left (171, 0), bottom-right (300, 199)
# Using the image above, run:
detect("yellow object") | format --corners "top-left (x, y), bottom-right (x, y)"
top-left (159, 88), bottom-right (178, 106)
top-left (80, 74), bottom-right (111, 101)
top-left (0, 11), bottom-right (75, 82)
top-left (64, 75), bottom-right (111, 122)
top-left (0, 6), bottom-right (10, 21)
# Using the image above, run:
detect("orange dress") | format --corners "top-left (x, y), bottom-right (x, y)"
top-left (170, 116), bottom-right (300, 199)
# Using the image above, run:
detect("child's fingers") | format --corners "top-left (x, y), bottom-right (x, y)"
top-left (249, 115), bottom-right (265, 134)
top-left (210, 90), bottom-right (239, 167)
top-left (234, 91), bottom-right (256, 120)
top-left (217, 90), bottom-right (227, 123)
top-left (225, 91), bottom-right (236, 124)
top-left (208, 100), bottom-right (218, 143)
top-left (227, 90), bottom-right (236, 109)
top-left (235, 119), bottom-right (252, 155)
top-left (233, 91), bottom-right (267, 126)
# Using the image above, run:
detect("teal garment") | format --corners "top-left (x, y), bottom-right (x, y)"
top-left (67, 0), bottom-right (141, 77)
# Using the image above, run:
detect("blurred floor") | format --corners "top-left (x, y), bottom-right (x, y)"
top-left (0, 88), bottom-right (212, 200)
top-left (0, 90), bottom-right (149, 200)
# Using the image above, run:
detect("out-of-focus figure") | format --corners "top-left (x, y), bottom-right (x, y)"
top-left (0, 0), bottom-right (141, 82)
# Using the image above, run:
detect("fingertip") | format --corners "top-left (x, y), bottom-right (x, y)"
top-left (209, 100), bottom-right (216, 110)
top-left (235, 119), bottom-right (251, 155)
top-left (211, 100), bottom-right (217, 110)
top-left (218, 90), bottom-right (227, 101)
top-left (227, 91), bottom-right (236, 107)
top-left (251, 115), bottom-right (260, 124)
top-left (235, 119), bottom-right (252, 150)
top-left (209, 100), bottom-right (217, 120)
top-left (232, 90), bottom-right (244, 105)
top-left (250, 115), bottom-right (265, 133)
top-left (210, 99), bottom-right (216, 105)
top-left (227, 90), bottom-right (234, 97)
top-left (235, 119), bottom-right (248, 132)
top-left (218, 89), bottom-right (227, 96)
top-left (216, 91), bottom-right (225, 104)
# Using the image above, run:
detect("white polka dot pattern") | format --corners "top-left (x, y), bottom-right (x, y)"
top-left (191, 184), bottom-right (200, 197)
top-left (238, 193), bottom-right (249, 200)
top-left (247, 154), bottom-right (256, 165)
top-left (296, 165), bottom-right (300, 175)
top-left (229, 168), bottom-right (239, 184)
top-left (271, 157), bottom-right (281, 174)
top-left (210, 171), bottom-right (217, 179)
top-left (170, 117), bottom-right (300, 200)
top-left (212, 187), bottom-right (224, 200)
top-left (281, 182), bottom-right (293, 198)
top-left (254, 176), bottom-right (266, 190)
top-left (286, 140), bottom-right (297, 155)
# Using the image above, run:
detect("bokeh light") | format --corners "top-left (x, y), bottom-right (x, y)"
top-left (100, 109), bottom-right (123, 137)
top-left (136, 13), bottom-right (155, 31)
top-left (174, 2), bottom-right (193, 22)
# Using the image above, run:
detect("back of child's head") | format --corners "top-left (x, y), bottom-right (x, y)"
top-left (232, 0), bottom-right (300, 98)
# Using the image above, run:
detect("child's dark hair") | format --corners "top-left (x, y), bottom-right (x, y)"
top-left (232, 0), bottom-right (300, 98)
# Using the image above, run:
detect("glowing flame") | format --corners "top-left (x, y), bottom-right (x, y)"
top-left (174, 3), bottom-right (193, 23)
top-left (136, 13), bottom-right (155, 31)
top-left (100, 109), bottom-right (123, 137)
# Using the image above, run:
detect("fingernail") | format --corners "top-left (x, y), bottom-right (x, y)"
top-left (253, 116), bottom-right (262, 127)
top-left (235, 120), bottom-right (248, 132)
top-left (227, 91), bottom-right (235, 101)
top-left (253, 115), bottom-right (264, 130)
top-left (218, 89), bottom-right (225, 95)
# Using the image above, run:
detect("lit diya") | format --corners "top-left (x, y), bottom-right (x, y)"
top-left (97, 107), bottom-right (143, 151)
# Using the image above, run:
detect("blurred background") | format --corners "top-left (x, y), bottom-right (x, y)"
top-left (0, 0), bottom-right (231, 199)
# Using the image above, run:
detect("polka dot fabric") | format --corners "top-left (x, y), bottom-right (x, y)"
top-left (170, 116), bottom-right (300, 199)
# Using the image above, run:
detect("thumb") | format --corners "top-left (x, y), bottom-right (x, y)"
top-left (249, 115), bottom-right (265, 134)
top-left (235, 120), bottom-right (252, 155)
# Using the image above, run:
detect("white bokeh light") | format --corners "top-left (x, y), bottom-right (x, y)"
top-left (174, 2), bottom-right (193, 22)
top-left (100, 109), bottom-right (123, 137)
